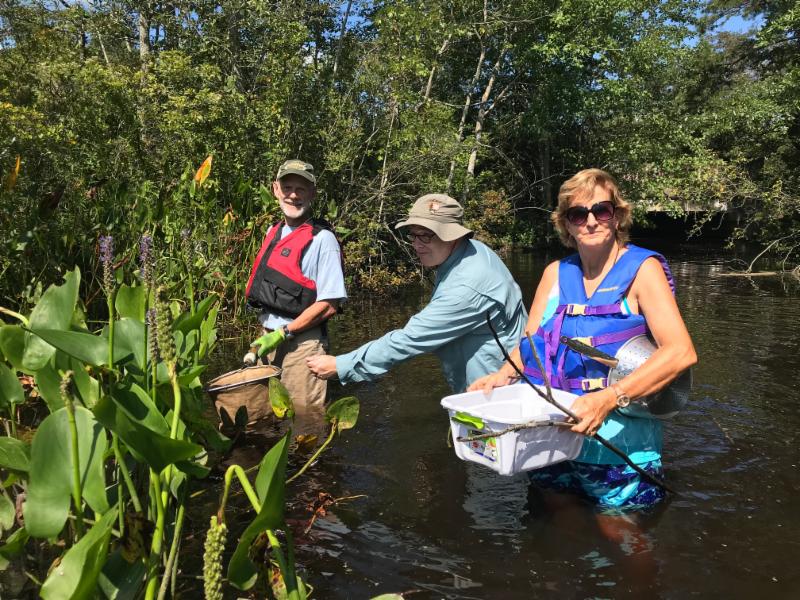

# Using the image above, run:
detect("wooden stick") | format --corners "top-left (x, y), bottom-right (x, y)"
top-left (457, 420), bottom-right (572, 442)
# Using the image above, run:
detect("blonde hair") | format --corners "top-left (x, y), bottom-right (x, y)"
top-left (551, 168), bottom-right (632, 248)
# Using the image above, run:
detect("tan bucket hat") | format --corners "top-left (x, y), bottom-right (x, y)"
top-left (395, 194), bottom-right (473, 242)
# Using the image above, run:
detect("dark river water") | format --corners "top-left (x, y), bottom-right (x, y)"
top-left (216, 240), bottom-right (800, 599)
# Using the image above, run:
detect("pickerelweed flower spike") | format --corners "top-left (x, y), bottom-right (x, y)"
top-left (155, 291), bottom-right (176, 365)
top-left (99, 235), bottom-right (114, 293)
top-left (146, 307), bottom-right (159, 363)
top-left (139, 234), bottom-right (154, 287)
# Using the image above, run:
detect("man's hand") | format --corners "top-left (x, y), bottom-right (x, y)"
top-left (306, 355), bottom-right (338, 380)
top-left (251, 329), bottom-right (286, 357)
top-left (467, 370), bottom-right (519, 394)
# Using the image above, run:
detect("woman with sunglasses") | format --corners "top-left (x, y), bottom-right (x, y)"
top-left (470, 168), bottom-right (697, 514)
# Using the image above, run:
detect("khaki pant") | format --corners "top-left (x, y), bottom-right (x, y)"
top-left (266, 326), bottom-right (329, 436)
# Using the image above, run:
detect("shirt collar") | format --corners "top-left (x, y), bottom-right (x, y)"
top-left (435, 238), bottom-right (468, 283)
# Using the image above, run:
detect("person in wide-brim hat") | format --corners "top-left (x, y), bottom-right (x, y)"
top-left (395, 193), bottom-right (474, 242)
top-left (307, 191), bottom-right (526, 395)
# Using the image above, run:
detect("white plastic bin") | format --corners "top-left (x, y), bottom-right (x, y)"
top-left (441, 384), bottom-right (583, 476)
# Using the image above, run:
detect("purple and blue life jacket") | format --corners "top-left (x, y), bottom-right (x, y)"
top-left (520, 244), bottom-right (674, 465)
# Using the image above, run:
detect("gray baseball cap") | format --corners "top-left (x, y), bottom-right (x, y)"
top-left (395, 194), bottom-right (473, 242)
top-left (276, 159), bottom-right (316, 184)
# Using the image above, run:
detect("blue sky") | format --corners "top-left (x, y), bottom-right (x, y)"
top-left (712, 14), bottom-right (765, 34)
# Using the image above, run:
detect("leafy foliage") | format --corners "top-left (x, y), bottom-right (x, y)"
top-left (2, 1), bottom-right (796, 309)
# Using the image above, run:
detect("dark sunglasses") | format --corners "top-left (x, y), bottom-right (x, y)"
top-left (564, 201), bottom-right (615, 226)
top-left (407, 231), bottom-right (436, 244)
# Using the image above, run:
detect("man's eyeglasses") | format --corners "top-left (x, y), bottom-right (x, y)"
top-left (564, 201), bottom-right (615, 226)
top-left (407, 231), bottom-right (436, 244)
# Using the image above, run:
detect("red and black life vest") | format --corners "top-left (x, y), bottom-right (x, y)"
top-left (245, 219), bottom-right (331, 317)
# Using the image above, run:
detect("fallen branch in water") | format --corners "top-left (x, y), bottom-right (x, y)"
top-left (718, 271), bottom-right (780, 277)
top-left (456, 420), bottom-right (573, 442)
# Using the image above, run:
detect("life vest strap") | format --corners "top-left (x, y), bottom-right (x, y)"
top-left (571, 324), bottom-right (648, 348)
top-left (522, 366), bottom-right (608, 391)
top-left (560, 303), bottom-right (623, 316)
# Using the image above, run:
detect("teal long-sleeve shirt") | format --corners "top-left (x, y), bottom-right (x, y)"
top-left (335, 239), bottom-right (528, 393)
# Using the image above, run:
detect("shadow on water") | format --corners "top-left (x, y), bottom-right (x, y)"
top-left (205, 239), bottom-right (800, 599)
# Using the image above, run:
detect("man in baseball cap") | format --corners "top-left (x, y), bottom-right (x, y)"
top-left (308, 193), bottom-right (526, 394)
top-left (238, 159), bottom-right (346, 436)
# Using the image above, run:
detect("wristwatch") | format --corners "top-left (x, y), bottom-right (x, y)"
top-left (611, 383), bottom-right (631, 408)
top-left (281, 324), bottom-right (295, 340)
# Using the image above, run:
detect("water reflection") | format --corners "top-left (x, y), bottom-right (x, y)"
top-left (212, 241), bottom-right (800, 599)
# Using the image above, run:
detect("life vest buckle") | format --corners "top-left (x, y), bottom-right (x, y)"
top-left (566, 303), bottom-right (587, 315)
top-left (580, 378), bottom-right (606, 391)
top-left (572, 336), bottom-right (593, 346)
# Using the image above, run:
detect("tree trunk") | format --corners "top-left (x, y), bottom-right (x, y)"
top-left (332, 0), bottom-right (353, 77)
top-left (378, 96), bottom-right (398, 221)
top-left (466, 49), bottom-right (504, 182)
top-left (446, 42), bottom-right (485, 194)
top-left (540, 137), bottom-right (551, 206)
top-left (138, 7), bottom-right (151, 72)
top-left (420, 34), bottom-right (451, 107)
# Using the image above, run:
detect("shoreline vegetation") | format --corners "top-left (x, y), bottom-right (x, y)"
top-left (1, 1), bottom-right (798, 317)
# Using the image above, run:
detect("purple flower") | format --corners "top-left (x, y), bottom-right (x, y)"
top-left (139, 234), bottom-right (154, 287)
top-left (99, 235), bottom-right (114, 293)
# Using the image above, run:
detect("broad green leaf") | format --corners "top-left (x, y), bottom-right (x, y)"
top-left (326, 396), bottom-right (359, 432)
top-left (0, 363), bottom-right (23, 411)
top-left (115, 285), bottom-right (146, 321)
top-left (172, 295), bottom-right (218, 334)
top-left (178, 329), bottom-right (199, 358)
top-left (177, 364), bottom-right (206, 386)
top-left (175, 459), bottom-right (210, 478)
top-left (0, 326), bottom-right (26, 372)
top-left (95, 388), bottom-right (201, 472)
top-left (24, 407), bottom-right (109, 538)
top-left (198, 304), bottom-right (219, 358)
top-left (370, 595), bottom-right (405, 600)
top-left (28, 328), bottom-right (108, 367)
top-left (33, 360), bottom-right (64, 412)
top-left (39, 507), bottom-right (115, 600)
top-left (0, 527), bottom-right (29, 571)
top-left (23, 269), bottom-right (80, 370)
top-left (228, 434), bottom-right (290, 590)
top-left (0, 437), bottom-right (30, 472)
top-left (35, 351), bottom-right (97, 411)
top-left (98, 549), bottom-right (145, 600)
top-left (105, 319), bottom-right (146, 370)
top-left (0, 493), bottom-right (14, 532)
top-left (70, 355), bottom-right (99, 408)
top-left (110, 381), bottom-right (169, 434)
top-left (269, 377), bottom-right (294, 420)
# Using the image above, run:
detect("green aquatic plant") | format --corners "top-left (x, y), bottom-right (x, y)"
top-left (0, 264), bottom-right (222, 597)
top-left (0, 251), bottom-right (361, 597)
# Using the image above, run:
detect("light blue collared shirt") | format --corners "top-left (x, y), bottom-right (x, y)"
top-left (335, 239), bottom-right (527, 393)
